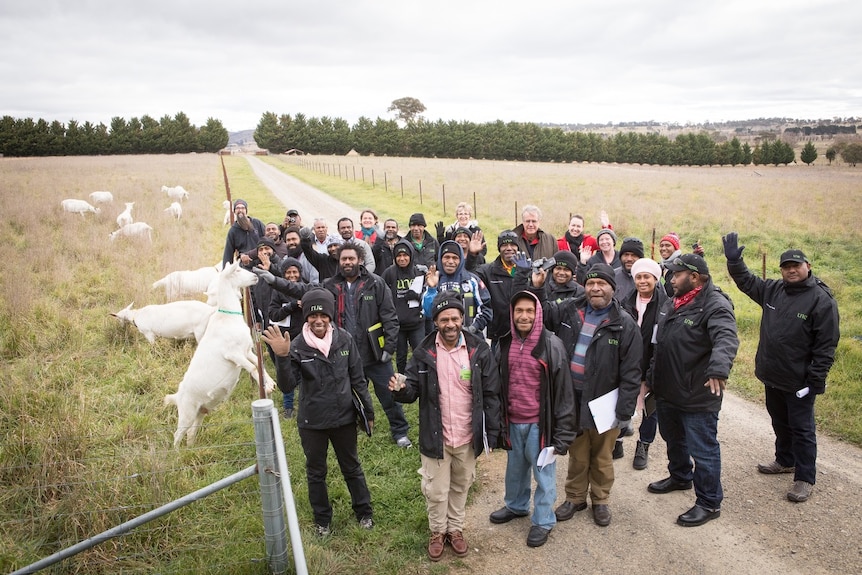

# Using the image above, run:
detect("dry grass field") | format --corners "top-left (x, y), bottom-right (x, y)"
top-left (1, 153), bottom-right (860, 574)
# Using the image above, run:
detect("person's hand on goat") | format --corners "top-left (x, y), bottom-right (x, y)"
top-left (261, 325), bottom-right (291, 356)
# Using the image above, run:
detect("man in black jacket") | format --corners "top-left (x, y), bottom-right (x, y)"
top-left (222, 199), bottom-right (265, 266)
top-left (538, 263), bottom-right (642, 528)
top-left (257, 241), bottom-right (412, 447)
top-left (646, 253), bottom-right (739, 528)
top-left (723, 234), bottom-right (840, 503)
top-left (476, 230), bottom-right (520, 351)
top-left (389, 291), bottom-right (500, 561)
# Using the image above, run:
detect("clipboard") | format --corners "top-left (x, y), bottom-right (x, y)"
top-left (352, 387), bottom-right (372, 437)
top-left (367, 322), bottom-right (385, 361)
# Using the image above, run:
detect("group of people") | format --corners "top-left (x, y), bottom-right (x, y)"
top-left (222, 199), bottom-right (840, 560)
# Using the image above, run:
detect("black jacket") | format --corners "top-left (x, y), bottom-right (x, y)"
top-left (392, 330), bottom-right (501, 459)
top-left (476, 257), bottom-right (516, 341)
top-left (621, 285), bottom-right (668, 379)
top-left (222, 217), bottom-right (265, 266)
top-left (648, 279), bottom-right (739, 412)
top-left (496, 292), bottom-right (576, 453)
top-left (275, 326), bottom-right (375, 430)
top-left (727, 259), bottom-right (839, 394)
top-left (543, 294), bottom-right (642, 429)
top-left (380, 239), bottom-right (425, 329)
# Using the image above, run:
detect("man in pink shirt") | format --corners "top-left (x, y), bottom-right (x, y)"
top-left (390, 290), bottom-right (501, 562)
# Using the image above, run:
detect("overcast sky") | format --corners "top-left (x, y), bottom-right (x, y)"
top-left (2, 0), bottom-right (859, 133)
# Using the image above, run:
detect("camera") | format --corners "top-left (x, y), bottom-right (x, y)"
top-left (288, 216), bottom-right (297, 224)
top-left (415, 264), bottom-right (429, 274)
top-left (532, 257), bottom-right (556, 271)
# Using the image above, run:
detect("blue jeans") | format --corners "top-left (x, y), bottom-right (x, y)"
top-left (765, 385), bottom-right (817, 484)
top-left (656, 401), bottom-right (723, 510)
top-left (503, 423), bottom-right (557, 530)
top-left (363, 360), bottom-right (410, 440)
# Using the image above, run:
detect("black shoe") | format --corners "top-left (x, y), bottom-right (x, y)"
top-left (282, 408), bottom-right (294, 419)
top-left (633, 441), bottom-right (649, 470)
top-left (554, 501), bottom-right (587, 521)
top-left (677, 505), bottom-right (720, 527)
top-left (526, 525), bottom-right (550, 547)
top-left (648, 477), bottom-right (693, 494)
top-left (592, 504), bottom-right (611, 527)
top-left (612, 441), bottom-right (624, 460)
top-left (489, 506), bottom-right (528, 524)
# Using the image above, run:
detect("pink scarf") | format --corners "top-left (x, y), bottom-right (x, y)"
top-left (302, 323), bottom-right (333, 357)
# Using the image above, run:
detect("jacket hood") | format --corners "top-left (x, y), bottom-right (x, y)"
top-left (509, 289), bottom-right (544, 342)
top-left (437, 240), bottom-right (466, 282)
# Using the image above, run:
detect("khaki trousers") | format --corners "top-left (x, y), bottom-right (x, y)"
top-left (563, 428), bottom-right (617, 505)
top-left (419, 443), bottom-right (477, 533)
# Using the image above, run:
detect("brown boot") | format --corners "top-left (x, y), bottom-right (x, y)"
top-left (428, 532), bottom-right (446, 561)
top-left (448, 530), bottom-right (468, 557)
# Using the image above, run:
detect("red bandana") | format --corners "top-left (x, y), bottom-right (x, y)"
top-left (673, 285), bottom-right (703, 310)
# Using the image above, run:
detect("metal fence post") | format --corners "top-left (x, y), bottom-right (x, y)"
top-left (252, 399), bottom-right (289, 574)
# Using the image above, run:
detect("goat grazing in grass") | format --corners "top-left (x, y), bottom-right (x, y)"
top-left (161, 185), bottom-right (189, 201)
top-left (164, 201), bottom-right (183, 219)
top-left (152, 264), bottom-right (221, 301)
top-left (109, 222), bottom-right (152, 242)
top-left (89, 191), bottom-right (114, 204)
top-left (116, 202), bottom-right (134, 228)
top-left (222, 199), bottom-right (231, 226)
top-left (164, 260), bottom-right (275, 447)
top-left (61, 199), bottom-right (101, 216)
top-left (111, 300), bottom-right (215, 343)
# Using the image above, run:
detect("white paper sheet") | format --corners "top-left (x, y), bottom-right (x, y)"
top-left (588, 387), bottom-right (619, 434)
top-left (537, 446), bottom-right (556, 469)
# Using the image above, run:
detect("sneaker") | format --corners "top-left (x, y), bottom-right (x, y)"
top-left (395, 436), bottom-right (413, 448)
top-left (282, 408), bottom-right (294, 419)
top-left (612, 440), bottom-right (624, 460)
top-left (315, 524), bottom-right (331, 537)
top-left (428, 532), bottom-right (446, 561)
top-left (447, 530), bottom-right (468, 557)
top-left (787, 480), bottom-right (814, 503)
top-left (633, 441), bottom-right (649, 470)
top-left (758, 461), bottom-right (795, 474)
top-left (359, 516), bottom-right (373, 529)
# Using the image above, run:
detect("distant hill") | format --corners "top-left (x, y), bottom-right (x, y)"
top-left (228, 129), bottom-right (256, 146)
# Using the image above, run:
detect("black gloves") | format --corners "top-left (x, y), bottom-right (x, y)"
top-left (404, 290), bottom-right (421, 302)
top-left (435, 221), bottom-right (445, 243)
top-left (722, 232), bottom-right (745, 261)
top-left (299, 227), bottom-right (313, 242)
top-left (252, 267), bottom-right (276, 285)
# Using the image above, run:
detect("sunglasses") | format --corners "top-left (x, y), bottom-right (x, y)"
top-left (673, 257), bottom-right (700, 273)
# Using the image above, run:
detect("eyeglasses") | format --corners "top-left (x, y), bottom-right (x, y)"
top-left (673, 257), bottom-right (700, 273)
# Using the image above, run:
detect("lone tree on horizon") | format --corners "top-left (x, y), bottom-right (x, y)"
top-left (388, 97), bottom-right (426, 124)
top-left (800, 141), bottom-right (818, 165)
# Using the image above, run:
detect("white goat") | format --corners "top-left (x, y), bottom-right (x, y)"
top-left (222, 199), bottom-right (231, 226)
top-left (109, 222), bottom-right (153, 242)
top-left (164, 201), bottom-right (183, 219)
top-left (111, 300), bottom-right (215, 343)
top-left (164, 260), bottom-right (275, 447)
top-left (116, 202), bottom-right (134, 228)
top-left (89, 191), bottom-right (114, 204)
top-left (61, 199), bottom-right (101, 216)
top-left (153, 264), bottom-right (222, 301)
top-left (162, 185), bottom-right (189, 201)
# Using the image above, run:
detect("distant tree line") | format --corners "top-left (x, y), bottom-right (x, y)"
top-left (784, 124), bottom-right (858, 137)
top-left (0, 113), bottom-right (229, 157)
top-left (255, 112), bottom-right (766, 166)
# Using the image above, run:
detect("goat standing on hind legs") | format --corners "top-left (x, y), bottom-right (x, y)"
top-left (164, 260), bottom-right (275, 447)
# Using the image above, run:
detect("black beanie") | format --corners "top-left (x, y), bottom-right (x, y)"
top-left (409, 213), bottom-right (427, 226)
top-left (497, 230), bottom-right (518, 249)
top-left (431, 290), bottom-right (465, 319)
top-left (585, 263), bottom-right (617, 291)
top-left (302, 287), bottom-right (335, 321)
top-left (439, 241), bottom-right (462, 259)
top-left (619, 237), bottom-right (645, 258)
top-left (552, 250), bottom-right (579, 272)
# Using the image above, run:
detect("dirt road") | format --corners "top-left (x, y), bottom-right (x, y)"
top-left (247, 156), bottom-right (862, 575)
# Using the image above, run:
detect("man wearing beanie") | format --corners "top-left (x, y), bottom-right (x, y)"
top-left (261, 288), bottom-right (376, 536)
top-left (723, 233), bottom-right (839, 503)
top-left (422, 241), bottom-right (492, 337)
top-left (619, 257), bottom-right (667, 470)
top-left (258, 241), bottom-right (413, 448)
top-left (408, 212), bottom-right (440, 269)
top-left (514, 250), bottom-right (584, 303)
top-left (647, 252), bottom-right (738, 527)
top-left (489, 290), bottom-right (574, 548)
top-left (614, 237), bottom-right (645, 302)
top-left (390, 290), bottom-right (500, 560)
top-left (222, 198), bottom-right (265, 267)
top-left (476, 230), bottom-right (520, 350)
top-left (541, 263), bottom-right (642, 528)
top-left (380, 238), bottom-right (426, 374)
